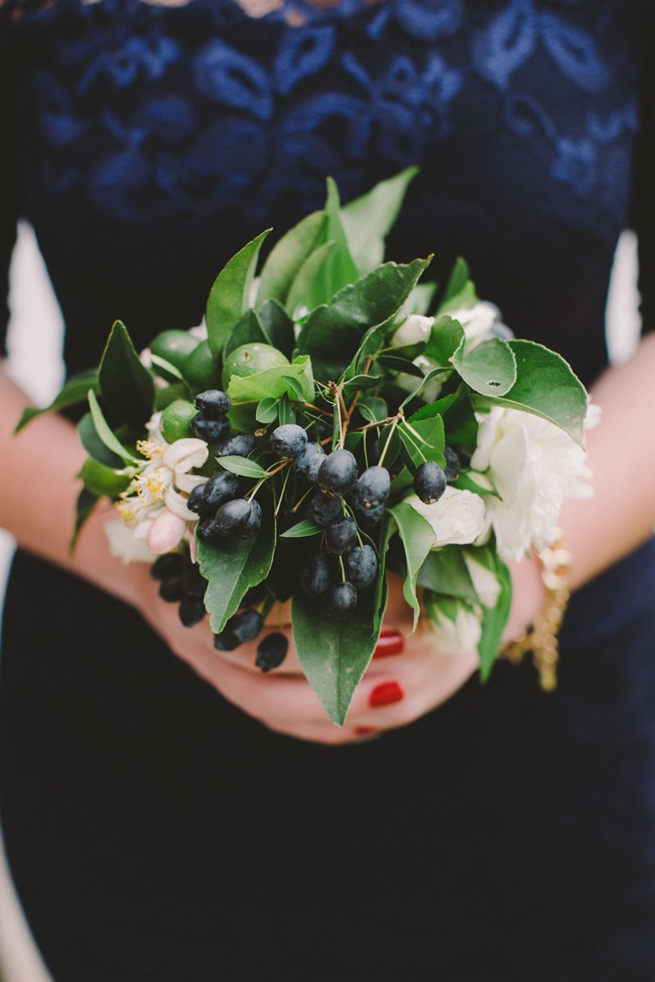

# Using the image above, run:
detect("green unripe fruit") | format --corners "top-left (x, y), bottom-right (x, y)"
top-left (160, 399), bottom-right (197, 443)
top-left (222, 343), bottom-right (289, 389)
top-left (183, 339), bottom-right (221, 390)
top-left (150, 330), bottom-right (199, 374)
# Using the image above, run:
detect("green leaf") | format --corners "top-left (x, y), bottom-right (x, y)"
top-left (98, 320), bottom-right (155, 429)
top-left (451, 470), bottom-right (496, 497)
top-left (198, 514), bottom-right (276, 633)
top-left (257, 211), bottom-right (326, 306)
top-left (79, 456), bottom-right (131, 497)
top-left (257, 299), bottom-right (296, 359)
top-left (206, 229), bottom-right (271, 357)
top-left (88, 390), bottom-right (139, 463)
top-left (280, 519), bottom-right (322, 539)
top-left (439, 258), bottom-right (477, 312)
top-left (227, 354), bottom-right (314, 404)
top-left (223, 309), bottom-right (269, 359)
top-left (357, 395), bottom-right (388, 424)
top-left (450, 337), bottom-right (517, 397)
top-left (340, 166), bottom-right (418, 274)
top-left (388, 501), bottom-right (436, 632)
top-left (296, 258), bottom-right (430, 382)
top-left (400, 281), bottom-right (437, 318)
top-left (322, 176), bottom-right (360, 293)
top-left (149, 353), bottom-right (185, 382)
top-left (217, 456), bottom-right (268, 479)
top-left (425, 315), bottom-right (465, 366)
top-left (417, 546), bottom-right (479, 603)
top-left (472, 340), bottom-right (588, 446)
top-left (69, 487), bottom-right (98, 554)
top-left (77, 412), bottom-right (123, 468)
top-left (291, 518), bottom-right (391, 725)
top-left (14, 368), bottom-right (99, 433)
top-left (277, 394), bottom-right (296, 426)
top-left (255, 397), bottom-right (279, 424)
top-left (399, 416), bottom-right (445, 469)
top-left (378, 354), bottom-right (424, 377)
top-left (409, 390), bottom-right (460, 422)
top-left (285, 240), bottom-right (337, 318)
top-left (478, 552), bottom-right (512, 682)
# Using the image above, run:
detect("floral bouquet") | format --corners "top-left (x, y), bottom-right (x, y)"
top-left (18, 170), bottom-right (592, 725)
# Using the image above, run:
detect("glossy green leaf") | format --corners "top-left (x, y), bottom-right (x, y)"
top-left (341, 166), bottom-right (418, 273)
top-left (255, 397), bottom-right (279, 424)
top-left (388, 501), bottom-right (436, 632)
top-left (198, 514), bottom-right (276, 633)
top-left (257, 211), bottom-right (326, 305)
top-left (69, 487), bottom-right (99, 554)
top-left (285, 240), bottom-right (337, 318)
top-left (291, 518), bottom-right (391, 725)
top-left (450, 337), bottom-right (517, 397)
top-left (227, 355), bottom-right (314, 403)
top-left (79, 456), bottom-right (131, 497)
top-left (321, 177), bottom-right (360, 295)
top-left (206, 229), bottom-right (271, 357)
top-left (217, 456), bottom-right (268, 479)
top-left (98, 320), bottom-right (155, 429)
top-left (399, 416), bottom-right (445, 469)
top-left (257, 299), bottom-right (296, 359)
top-left (473, 340), bottom-right (588, 446)
top-left (425, 315), bottom-right (465, 366)
top-left (296, 258), bottom-right (429, 382)
top-left (357, 394), bottom-right (388, 424)
top-left (280, 519), bottom-right (322, 539)
top-left (417, 546), bottom-right (479, 603)
top-left (439, 258), bottom-right (477, 312)
top-left (478, 551), bottom-right (512, 682)
top-left (77, 412), bottom-right (123, 468)
top-left (87, 390), bottom-right (139, 463)
top-left (15, 368), bottom-right (99, 433)
top-left (223, 309), bottom-right (269, 359)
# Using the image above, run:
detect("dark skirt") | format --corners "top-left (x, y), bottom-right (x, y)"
top-left (2, 539), bottom-right (655, 982)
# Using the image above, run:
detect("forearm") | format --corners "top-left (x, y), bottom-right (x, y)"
top-left (0, 363), bottom-right (141, 607)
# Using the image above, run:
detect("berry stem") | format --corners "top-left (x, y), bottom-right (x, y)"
top-left (377, 414), bottom-right (402, 468)
top-left (338, 555), bottom-right (346, 582)
top-left (290, 486), bottom-right (313, 514)
top-left (274, 467), bottom-right (292, 517)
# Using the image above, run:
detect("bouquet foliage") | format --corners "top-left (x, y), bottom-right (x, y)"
top-left (18, 170), bottom-right (591, 724)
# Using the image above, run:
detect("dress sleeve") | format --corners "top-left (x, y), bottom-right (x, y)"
top-left (630, 23), bottom-right (655, 337)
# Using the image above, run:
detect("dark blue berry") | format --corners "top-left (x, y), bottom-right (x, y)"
top-left (294, 442), bottom-right (323, 477)
top-left (414, 460), bottom-right (447, 503)
top-left (181, 560), bottom-right (206, 600)
top-left (178, 597), bottom-right (206, 627)
top-left (195, 389), bottom-right (231, 416)
top-left (197, 516), bottom-right (220, 542)
top-left (159, 576), bottom-right (184, 603)
top-left (327, 581), bottom-right (358, 618)
top-left (242, 498), bottom-right (262, 537)
top-left (255, 633), bottom-right (289, 672)
top-left (344, 545), bottom-right (378, 589)
top-left (214, 608), bottom-right (263, 649)
top-left (189, 413), bottom-right (230, 443)
top-left (353, 500), bottom-right (385, 527)
top-left (306, 451), bottom-right (326, 485)
top-left (324, 517), bottom-right (357, 556)
top-left (270, 424), bottom-right (308, 458)
top-left (151, 553), bottom-right (182, 580)
top-left (214, 629), bottom-right (239, 651)
top-left (215, 433), bottom-right (256, 458)
top-left (187, 483), bottom-right (210, 516)
top-left (300, 551), bottom-right (332, 597)
top-left (309, 492), bottom-right (342, 528)
top-left (444, 446), bottom-right (461, 482)
top-left (204, 472), bottom-right (240, 510)
top-left (214, 498), bottom-right (253, 536)
top-left (354, 465), bottom-right (390, 510)
top-left (317, 449), bottom-right (359, 495)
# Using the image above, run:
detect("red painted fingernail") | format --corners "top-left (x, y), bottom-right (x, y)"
top-left (369, 681), bottom-right (404, 708)
top-left (354, 726), bottom-right (379, 736)
top-left (374, 628), bottom-right (405, 659)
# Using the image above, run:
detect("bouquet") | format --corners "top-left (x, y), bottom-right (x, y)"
top-left (18, 169), bottom-right (593, 725)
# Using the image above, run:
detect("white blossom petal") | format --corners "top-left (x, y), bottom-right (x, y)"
top-left (163, 438), bottom-right (209, 472)
top-left (146, 510), bottom-right (187, 554)
top-left (406, 487), bottom-right (487, 546)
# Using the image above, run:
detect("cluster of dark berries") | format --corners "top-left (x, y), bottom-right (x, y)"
top-left (189, 388), bottom-right (231, 444)
top-left (264, 425), bottom-right (389, 619)
top-left (413, 446), bottom-right (460, 504)
top-left (213, 604), bottom-right (289, 672)
top-left (150, 551), bottom-right (207, 627)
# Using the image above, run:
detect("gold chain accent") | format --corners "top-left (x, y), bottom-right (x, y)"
top-left (501, 533), bottom-right (572, 692)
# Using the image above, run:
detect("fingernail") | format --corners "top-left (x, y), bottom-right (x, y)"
top-left (369, 681), bottom-right (404, 708)
top-left (374, 628), bottom-right (405, 659)
top-left (354, 726), bottom-right (379, 736)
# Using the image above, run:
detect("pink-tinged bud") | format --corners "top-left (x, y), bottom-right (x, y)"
top-left (146, 510), bottom-right (187, 554)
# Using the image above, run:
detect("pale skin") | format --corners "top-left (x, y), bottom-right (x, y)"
top-left (2, 333), bottom-right (655, 745)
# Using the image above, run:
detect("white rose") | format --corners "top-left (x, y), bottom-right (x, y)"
top-left (448, 301), bottom-right (511, 350)
top-left (471, 405), bottom-right (594, 560)
top-left (391, 314), bottom-right (434, 346)
top-left (426, 597), bottom-right (482, 655)
top-left (406, 486), bottom-right (487, 546)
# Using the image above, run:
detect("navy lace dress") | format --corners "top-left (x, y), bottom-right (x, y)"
top-left (1, 1), bottom-right (655, 979)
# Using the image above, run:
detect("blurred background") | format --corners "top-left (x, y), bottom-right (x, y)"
top-left (0, 223), bottom-right (643, 980)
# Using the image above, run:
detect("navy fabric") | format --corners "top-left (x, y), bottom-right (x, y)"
top-left (1, 2), bottom-right (655, 979)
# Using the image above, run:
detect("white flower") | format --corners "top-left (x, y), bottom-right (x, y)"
top-left (406, 486), bottom-right (487, 546)
top-left (470, 405), bottom-right (594, 560)
top-left (448, 301), bottom-right (511, 350)
top-left (391, 314), bottom-right (434, 346)
top-left (395, 354), bottom-right (442, 403)
top-left (426, 597), bottom-right (482, 655)
top-left (462, 551), bottom-right (501, 608)
top-left (105, 517), bottom-right (159, 564)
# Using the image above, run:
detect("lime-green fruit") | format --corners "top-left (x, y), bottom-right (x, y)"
top-left (150, 330), bottom-right (199, 373)
top-left (161, 399), bottom-right (197, 443)
top-left (183, 338), bottom-right (220, 390)
top-left (222, 343), bottom-right (289, 389)
top-left (80, 457), bottom-right (130, 497)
